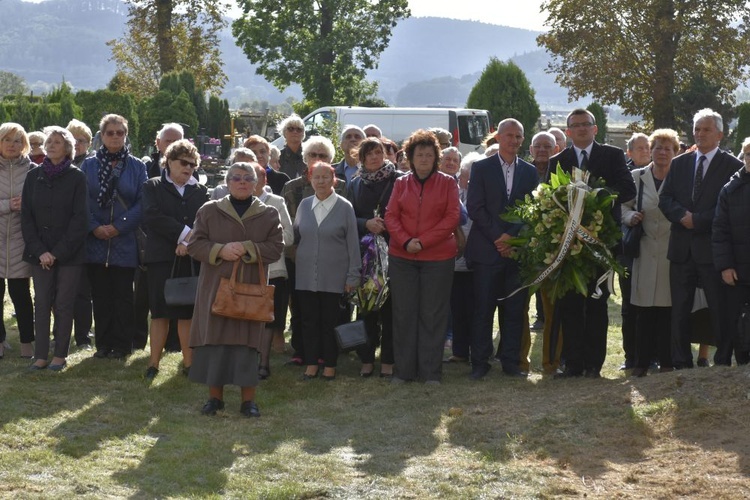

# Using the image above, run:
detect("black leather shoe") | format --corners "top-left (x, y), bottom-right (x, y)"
top-left (108, 350), bottom-right (128, 360)
top-left (584, 370), bottom-right (601, 379)
top-left (360, 370), bottom-right (374, 378)
top-left (144, 366), bottom-right (159, 380)
top-left (240, 400), bottom-right (260, 418)
top-left (503, 369), bottom-right (529, 378)
top-left (554, 369), bottom-right (583, 379)
top-left (201, 398), bottom-right (224, 415)
top-left (697, 357), bottom-right (709, 367)
top-left (258, 366), bottom-right (270, 380)
top-left (300, 372), bottom-right (318, 381)
top-left (93, 349), bottom-right (110, 359)
top-left (469, 364), bottom-right (491, 380)
top-left (631, 367), bottom-right (648, 377)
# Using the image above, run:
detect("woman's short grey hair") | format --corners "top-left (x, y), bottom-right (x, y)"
top-left (302, 135), bottom-right (335, 163)
top-left (28, 131), bottom-right (47, 146)
top-left (278, 114), bottom-right (305, 136)
top-left (269, 145), bottom-right (281, 161)
top-left (441, 146), bottom-right (462, 161)
top-left (226, 162), bottom-right (258, 183)
top-left (460, 152), bottom-right (484, 176)
top-left (158, 122), bottom-right (184, 140)
top-left (42, 126), bottom-right (76, 161)
top-left (228, 147), bottom-right (257, 164)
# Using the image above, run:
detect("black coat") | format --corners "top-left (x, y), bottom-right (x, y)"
top-left (713, 167), bottom-right (750, 279)
top-left (21, 165), bottom-right (89, 265)
top-left (266, 167), bottom-right (290, 195)
top-left (345, 168), bottom-right (402, 239)
top-left (142, 172), bottom-right (209, 263)
top-left (659, 150), bottom-right (742, 265)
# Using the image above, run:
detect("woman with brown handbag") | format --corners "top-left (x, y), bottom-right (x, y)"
top-left (187, 163), bottom-right (284, 418)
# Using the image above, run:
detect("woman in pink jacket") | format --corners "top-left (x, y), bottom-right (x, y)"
top-left (385, 129), bottom-right (460, 384)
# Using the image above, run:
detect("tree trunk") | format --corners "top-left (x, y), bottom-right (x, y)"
top-left (315, 1), bottom-right (335, 105)
top-left (651, 0), bottom-right (678, 129)
top-left (156, 0), bottom-right (176, 75)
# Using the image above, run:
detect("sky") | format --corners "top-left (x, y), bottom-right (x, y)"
top-left (407, 0), bottom-right (548, 31)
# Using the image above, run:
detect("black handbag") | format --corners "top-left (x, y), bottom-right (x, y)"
top-left (334, 320), bottom-right (367, 352)
top-left (622, 176), bottom-right (645, 259)
top-left (164, 256), bottom-right (199, 306)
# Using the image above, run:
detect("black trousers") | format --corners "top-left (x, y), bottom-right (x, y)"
top-left (724, 283), bottom-right (750, 365)
top-left (670, 260), bottom-right (724, 367)
top-left (286, 258), bottom-right (304, 359)
top-left (634, 306), bottom-right (672, 369)
top-left (356, 296), bottom-right (394, 365)
top-left (0, 278), bottom-right (34, 344)
top-left (298, 290), bottom-right (340, 368)
top-left (73, 266), bottom-right (93, 346)
top-left (558, 281), bottom-right (610, 375)
top-left (87, 264), bottom-right (135, 354)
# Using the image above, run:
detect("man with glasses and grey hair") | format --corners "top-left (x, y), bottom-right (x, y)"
top-left (333, 125), bottom-right (365, 184)
top-left (147, 123), bottom-right (184, 178)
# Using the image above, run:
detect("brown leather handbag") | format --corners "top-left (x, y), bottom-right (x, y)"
top-left (211, 247), bottom-right (275, 322)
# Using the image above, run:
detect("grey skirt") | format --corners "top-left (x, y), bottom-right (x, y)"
top-left (189, 345), bottom-right (259, 387)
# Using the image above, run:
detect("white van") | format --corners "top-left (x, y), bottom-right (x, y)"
top-left (272, 106), bottom-right (492, 155)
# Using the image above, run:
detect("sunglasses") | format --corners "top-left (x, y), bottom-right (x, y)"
top-left (307, 151), bottom-right (329, 159)
top-left (229, 174), bottom-right (255, 183)
top-left (105, 130), bottom-right (126, 137)
top-left (286, 126), bottom-right (304, 133)
top-left (174, 158), bottom-right (198, 168)
top-left (30, 143), bottom-right (43, 148)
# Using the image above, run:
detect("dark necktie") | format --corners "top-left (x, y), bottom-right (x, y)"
top-left (693, 155), bottom-right (706, 201)
top-left (580, 150), bottom-right (589, 171)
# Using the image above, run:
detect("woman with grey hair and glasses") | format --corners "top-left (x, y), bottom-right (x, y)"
top-left (22, 126), bottom-right (88, 370)
top-left (187, 162), bottom-right (284, 417)
top-left (277, 114), bottom-right (307, 179)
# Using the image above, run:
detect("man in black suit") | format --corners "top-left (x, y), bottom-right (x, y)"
top-left (465, 118), bottom-right (539, 379)
top-left (659, 108), bottom-right (742, 367)
top-left (550, 108), bottom-right (636, 378)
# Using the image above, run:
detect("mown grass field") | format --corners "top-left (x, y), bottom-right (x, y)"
top-left (1, 293), bottom-right (749, 498)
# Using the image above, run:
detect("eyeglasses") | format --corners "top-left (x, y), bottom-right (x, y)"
top-left (75, 138), bottom-right (90, 145)
top-left (30, 142), bottom-right (43, 148)
top-left (104, 129), bottom-right (126, 137)
top-left (568, 122), bottom-right (594, 129)
top-left (175, 158), bottom-right (198, 168)
top-left (286, 126), bottom-right (304, 133)
top-left (229, 174), bottom-right (255, 183)
top-left (307, 151), bottom-right (329, 159)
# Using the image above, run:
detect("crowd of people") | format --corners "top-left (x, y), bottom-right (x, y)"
top-left (1, 105), bottom-right (749, 418)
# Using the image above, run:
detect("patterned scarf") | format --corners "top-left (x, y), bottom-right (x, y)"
top-left (358, 162), bottom-right (396, 185)
top-left (41, 157), bottom-right (72, 180)
top-left (95, 145), bottom-right (129, 208)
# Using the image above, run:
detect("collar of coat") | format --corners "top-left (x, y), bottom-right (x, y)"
top-left (215, 195), bottom-right (268, 223)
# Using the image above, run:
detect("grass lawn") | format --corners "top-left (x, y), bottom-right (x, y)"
top-left (1, 291), bottom-right (750, 498)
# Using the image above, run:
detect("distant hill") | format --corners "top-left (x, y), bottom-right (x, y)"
top-left (2, 0), bottom-right (573, 108)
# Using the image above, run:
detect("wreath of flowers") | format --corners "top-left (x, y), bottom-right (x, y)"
top-left (503, 164), bottom-right (625, 302)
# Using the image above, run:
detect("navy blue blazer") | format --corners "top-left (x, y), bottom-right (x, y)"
top-left (659, 149), bottom-right (741, 264)
top-left (465, 154), bottom-right (538, 266)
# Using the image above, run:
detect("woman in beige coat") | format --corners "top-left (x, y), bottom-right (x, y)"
top-left (187, 163), bottom-right (283, 418)
top-left (621, 128), bottom-right (680, 376)
top-left (0, 122), bottom-right (34, 359)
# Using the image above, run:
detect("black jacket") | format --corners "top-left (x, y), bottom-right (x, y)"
top-left (266, 167), bottom-right (290, 195)
top-left (345, 168), bottom-right (403, 239)
top-left (142, 172), bottom-right (209, 263)
top-left (21, 165), bottom-right (89, 265)
top-left (713, 167), bottom-right (750, 279)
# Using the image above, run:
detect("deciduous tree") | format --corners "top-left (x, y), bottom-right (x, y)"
top-left (232, 0), bottom-right (409, 106)
top-left (0, 71), bottom-right (28, 99)
top-left (537, 0), bottom-right (750, 130)
top-left (108, 0), bottom-right (228, 99)
top-left (466, 58), bottom-right (540, 149)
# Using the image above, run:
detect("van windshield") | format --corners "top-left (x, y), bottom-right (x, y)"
top-left (305, 111), bottom-right (333, 136)
top-left (458, 115), bottom-right (490, 146)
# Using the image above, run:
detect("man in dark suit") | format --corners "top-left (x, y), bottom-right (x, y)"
top-left (659, 108), bottom-right (742, 368)
top-left (465, 118), bottom-right (539, 379)
top-left (549, 108), bottom-right (636, 378)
